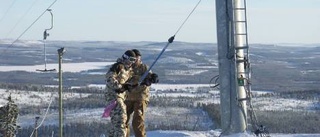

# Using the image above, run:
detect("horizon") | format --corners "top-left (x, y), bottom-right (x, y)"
top-left (1, 39), bottom-right (320, 46)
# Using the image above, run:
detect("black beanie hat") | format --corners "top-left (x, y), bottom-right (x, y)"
top-left (122, 50), bottom-right (136, 60)
top-left (132, 49), bottom-right (141, 56)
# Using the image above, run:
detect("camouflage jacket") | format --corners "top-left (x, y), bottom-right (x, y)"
top-left (126, 63), bottom-right (151, 102)
top-left (105, 62), bottom-right (133, 101)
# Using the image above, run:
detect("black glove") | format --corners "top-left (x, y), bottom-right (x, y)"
top-left (140, 73), bottom-right (159, 86)
top-left (115, 88), bottom-right (125, 93)
top-left (123, 83), bottom-right (138, 92)
top-left (140, 80), bottom-right (152, 86)
top-left (122, 83), bottom-right (131, 91)
top-left (150, 73), bottom-right (159, 83)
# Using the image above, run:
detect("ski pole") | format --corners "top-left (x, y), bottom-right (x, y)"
top-left (139, 35), bottom-right (175, 84)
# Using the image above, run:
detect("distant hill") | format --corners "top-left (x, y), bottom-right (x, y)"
top-left (0, 40), bottom-right (320, 91)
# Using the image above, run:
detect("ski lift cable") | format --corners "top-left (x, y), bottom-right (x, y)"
top-left (0, 0), bottom-right (18, 24)
top-left (173, 0), bottom-right (202, 36)
top-left (0, 0), bottom-right (58, 57)
top-left (5, 0), bottom-right (40, 38)
top-left (29, 93), bottom-right (55, 137)
top-left (139, 0), bottom-right (202, 84)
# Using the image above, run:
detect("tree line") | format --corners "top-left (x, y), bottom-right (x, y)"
top-left (3, 83), bottom-right (320, 134)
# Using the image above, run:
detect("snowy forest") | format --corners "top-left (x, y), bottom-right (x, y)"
top-left (1, 41), bottom-right (320, 137)
top-left (1, 82), bottom-right (319, 137)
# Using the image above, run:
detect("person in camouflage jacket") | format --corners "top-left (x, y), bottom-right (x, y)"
top-left (105, 50), bottom-right (137, 137)
top-left (125, 49), bottom-right (159, 137)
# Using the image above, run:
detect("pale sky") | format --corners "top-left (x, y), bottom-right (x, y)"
top-left (0, 0), bottom-right (319, 44)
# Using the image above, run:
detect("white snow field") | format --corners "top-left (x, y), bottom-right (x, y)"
top-left (0, 61), bottom-right (319, 137)
top-left (1, 83), bottom-right (320, 137)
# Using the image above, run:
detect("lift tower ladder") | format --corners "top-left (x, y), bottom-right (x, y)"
top-left (232, 0), bottom-right (256, 131)
top-left (233, 0), bottom-right (250, 80)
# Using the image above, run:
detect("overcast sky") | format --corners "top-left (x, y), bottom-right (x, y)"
top-left (0, 0), bottom-right (319, 44)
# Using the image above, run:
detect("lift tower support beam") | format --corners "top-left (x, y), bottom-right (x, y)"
top-left (215, 0), bottom-right (247, 135)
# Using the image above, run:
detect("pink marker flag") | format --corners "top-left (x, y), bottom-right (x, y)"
top-left (102, 100), bottom-right (117, 118)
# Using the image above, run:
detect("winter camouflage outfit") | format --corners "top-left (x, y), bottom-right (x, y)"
top-left (0, 96), bottom-right (19, 137)
top-left (125, 49), bottom-right (159, 137)
top-left (105, 50), bottom-right (137, 137)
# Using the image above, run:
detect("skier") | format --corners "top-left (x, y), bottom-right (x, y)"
top-left (105, 50), bottom-right (137, 137)
top-left (125, 49), bottom-right (159, 137)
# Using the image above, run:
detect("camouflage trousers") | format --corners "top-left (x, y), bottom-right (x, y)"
top-left (106, 93), bottom-right (127, 137)
top-left (125, 100), bottom-right (148, 137)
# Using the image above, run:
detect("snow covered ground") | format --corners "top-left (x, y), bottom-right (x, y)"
top-left (1, 84), bottom-right (320, 137)
top-left (94, 130), bottom-right (320, 137)
top-left (145, 130), bottom-right (220, 137)
top-left (0, 62), bottom-right (112, 73)
top-left (145, 131), bottom-right (320, 137)
top-left (2, 84), bottom-right (317, 112)
top-left (0, 89), bottom-right (91, 107)
top-left (1, 61), bottom-right (319, 136)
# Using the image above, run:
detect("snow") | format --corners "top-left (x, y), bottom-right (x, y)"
top-left (151, 84), bottom-right (211, 90)
top-left (146, 130), bottom-right (220, 137)
top-left (88, 84), bottom-right (211, 91)
top-left (1, 84), bottom-right (318, 112)
top-left (1, 42), bottom-right (320, 137)
top-left (82, 84), bottom-right (320, 111)
top-left (158, 57), bottom-right (194, 64)
top-left (166, 69), bottom-right (209, 75)
top-left (186, 63), bottom-right (218, 69)
top-left (0, 59), bottom-right (319, 136)
top-left (270, 134), bottom-right (320, 137)
top-left (1, 84), bottom-right (320, 137)
top-left (0, 62), bottom-right (113, 73)
top-left (0, 89), bottom-right (90, 107)
top-left (195, 52), bottom-right (205, 56)
top-left (253, 97), bottom-right (317, 111)
top-left (145, 131), bottom-right (320, 137)
top-left (0, 61), bottom-right (216, 77)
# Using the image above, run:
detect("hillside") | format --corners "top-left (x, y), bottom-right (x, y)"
top-left (1, 40), bottom-right (320, 91)
top-left (1, 40), bottom-right (320, 136)
top-left (1, 84), bottom-right (320, 136)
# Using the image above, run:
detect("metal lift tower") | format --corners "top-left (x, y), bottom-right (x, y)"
top-left (215, 0), bottom-right (250, 135)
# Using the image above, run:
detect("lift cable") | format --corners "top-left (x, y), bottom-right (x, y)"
top-left (173, 0), bottom-right (202, 36)
top-left (28, 93), bottom-right (55, 137)
top-left (0, 0), bottom-right (58, 57)
top-left (0, 0), bottom-right (17, 24)
top-left (5, 0), bottom-right (40, 38)
top-left (139, 0), bottom-right (202, 84)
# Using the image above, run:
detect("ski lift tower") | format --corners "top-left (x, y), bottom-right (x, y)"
top-left (215, 0), bottom-right (250, 135)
